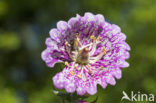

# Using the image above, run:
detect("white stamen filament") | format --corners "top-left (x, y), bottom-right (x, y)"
top-left (89, 35), bottom-right (102, 56)
top-left (65, 42), bottom-right (74, 59)
top-left (89, 42), bottom-right (97, 56)
top-left (79, 43), bottom-right (93, 51)
top-left (80, 66), bottom-right (87, 81)
top-left (64, 34), bottom-right (107, 79)
top-left (83, 66), bottom-right (89, 72)
top-left (89, 47), bottom-right (106, 64)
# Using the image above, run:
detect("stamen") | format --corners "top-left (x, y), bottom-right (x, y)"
top-left (82, 73), bottom-right (87, 81)
top-left (97, 36), bottom-right (101, 41)
top-left (98, 66), bottom-right (104, 70)
top-left (65, 62), bottom-right (74, 68)
top-left (86, 65), bottom-right (91, 70)
top-left (65, 61), bottom-right (69, 66)
top-left (79, 66), bottom-right (87, 81)
top-left (65, 42), bottom-right (74, 59)
top-left (65, 41), bottom-right (71, 47)
top-left (64, 61), bottom-right (69, 66)
top-left (74, 64), bottom-right (78, 69)
top-left (88, 69), bottom-right (93, 75)
top-left (74, 33), bottom-right (82, 47)
top-left (65, 41), bottom-right (68, 46)
top-left (85, 65), bottom-right (93, 75)
top-left (77, 67), bottom-right (81, 70)
top-left (79, 43), bottom-right (93, 51)
top-left (89, 42), bottom-right (96, 56)
top-left (89, 47), bottom-right (107, 64)
top-left (83, 66), bottom-right (89, 72)
top-left (89, 36), bottom-right (102, 56)
top-left (90, 35), bottom-right (96, 41)
top-left (64, 34), bottom-right (106, 79)
top-left (77, 74), bottom-right (82, 78)
top-left (74, 40), bottom-right (78, 47)
top-left (70, 71), bottom-right (74, 75)
top-left (76, 34), bottom-right (80, 42)
top-left (103, 47), bottom-right (106, 55)
top-left (76, 33), bottom-right (79, 38)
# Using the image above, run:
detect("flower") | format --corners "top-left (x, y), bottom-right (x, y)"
top-left (41, 12), bottom-right (130, 95)
top-left (77, 100), bottom-right (89, 103)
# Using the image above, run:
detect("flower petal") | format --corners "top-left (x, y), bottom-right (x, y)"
top-left (111, 68), bottom-right (122, 79)
top-left (53, 73), bottom-right (66, 89)
top-left (68, 16), bottom-right (80, 31)
top-left (105, 74), bottom-right (116, 85)
top-left (57, 21), bottom-right (69, 32)
top-left (41, 49), bottom-right (62, 68)
top-left (49, 29), bottom-right (61, 43)
top-left (97, 78), bottom-right (107, 88)
top-left (111, 24), bottom-right (121, 35)
top-left (45, 38), bottom-right (58, 48)
top-left (86, 83), bottom-right (97, 95)
top-left (76, 87), bottom-right (86, 96)
top-left (95, 14), bottom-right (105, 25)
top-left (65, 80), bottom-right (76, 93)
top-left (84, 12), bottom-right (96, 22)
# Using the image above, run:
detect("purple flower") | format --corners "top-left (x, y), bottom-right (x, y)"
top-left (42, 12), bottom-right (130, 95)
top-left (77, 100), bottom-right (89, 103)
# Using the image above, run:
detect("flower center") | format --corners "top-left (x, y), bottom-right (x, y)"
top-left (76, 47), bottom-right (89, 65)
top-left (64, 33), bottom-right (107, 79)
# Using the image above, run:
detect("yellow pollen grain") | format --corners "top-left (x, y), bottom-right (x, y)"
top-left (70, 71), bottom-right (74, 75)
top-left (88, 69), bottom-right (93, 74)
top-left (75, 33), bottom-right (80, 43)
top-left (74, 65), bottom-right (78, 69)
top-left (77, 74), bottom-right (82, 78)
top-left (90, 35), bottom-right (96, 40)
top-left (77, 37), bottom-right (80, 42)
top-left (74, 40), bottom-right (78, 46)
top-left (97, 36), bottom-right (101, 40)
top-left (65, 41), bottom-right (68, 46)
top-left (103, 47), bottom-right (106, 55)
top-left (87, 65), bottom-right (91, 69)
top-left (99, 66), bottom-right (104, 70)
top-left (77, 67), bottom-right (81, 70)
top-left (76, 33), bottom-right (79, 37)
top-left (65, 61), bottom-right (69, 66)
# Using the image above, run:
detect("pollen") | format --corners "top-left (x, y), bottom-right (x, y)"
top-left (77, 74), bottom-right (82, 78)
top-left (88, 69), bottom-right (93, 74)
top-left (90, 35), bottom-right (96, 40)
top-left (75, 33), bottom-right (80, 42)
top-left (76, 33), bottom-right (79, 37)
top-left (74, 65), bottom-right (78, 69)
top-left (65, 61), bottom-right (69, 66)
top-left (103, 47), bottom-right (106, 55)
top-left (65, 41), bottom-right (68, 46)
top-left (70, 71), bottom-right (74, 75)
top-left (98, 66), bottom-right (104, 70)
top-left (97, 36), bottom-right (101, 40)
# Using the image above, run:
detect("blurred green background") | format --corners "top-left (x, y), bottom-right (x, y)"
top-left (0, 0), bottom-right (155, 103)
